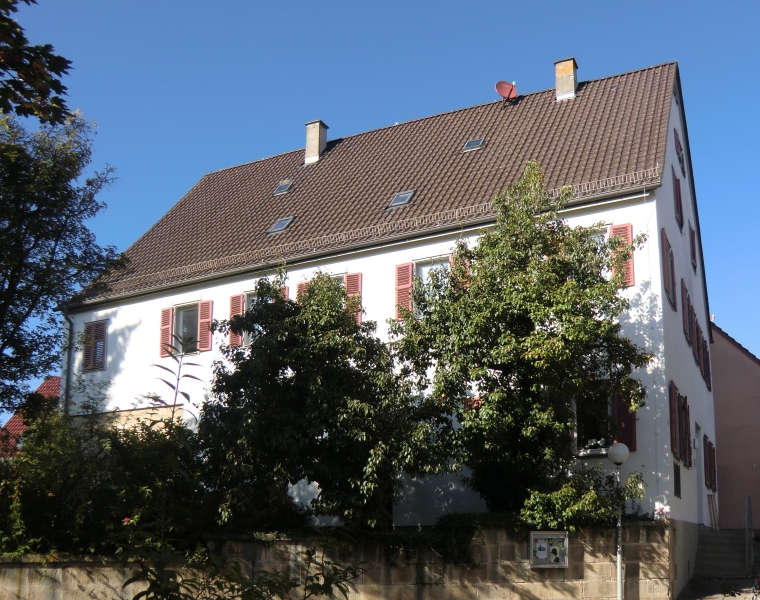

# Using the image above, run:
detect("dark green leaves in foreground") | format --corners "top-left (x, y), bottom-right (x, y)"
top-left (392, 161), bottom-right (652, 515)
top-left (203, 273), bottom-right (430, 529)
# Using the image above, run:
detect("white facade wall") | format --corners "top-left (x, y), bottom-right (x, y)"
top-left (63, 122), bottom-right (715, 529)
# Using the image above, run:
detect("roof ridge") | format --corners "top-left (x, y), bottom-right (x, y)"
top-left (207, 62), bottom-right (678, 177)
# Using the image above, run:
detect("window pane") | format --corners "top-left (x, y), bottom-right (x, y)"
top-left (416, 260), bottom-right (449, 283)
top-left (177, 306), bottom-right (198, 352)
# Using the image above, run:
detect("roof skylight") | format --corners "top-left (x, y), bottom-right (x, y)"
top-left (463, 138), bottom-right (485, 152)
top-left (388, 190), bottom-right (415, 208)
top-left (273, 180), bottom-right (293, 195)
top-left (269, 216), bottom-right (294, 233)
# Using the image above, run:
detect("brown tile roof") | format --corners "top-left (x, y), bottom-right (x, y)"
top-left (0, 376), bottom-right (60, 458)
top-left (84, 62), bottom-right (677, 303)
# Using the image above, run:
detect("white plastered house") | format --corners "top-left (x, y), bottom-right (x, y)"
top-left (62, 59), bottom-right (716, 594)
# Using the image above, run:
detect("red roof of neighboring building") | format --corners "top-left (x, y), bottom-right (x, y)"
top-left (0, 376), bottom-right (60, 458)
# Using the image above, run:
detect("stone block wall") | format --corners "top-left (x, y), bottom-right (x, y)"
top-left (0, 524), bottom-right (672, 600)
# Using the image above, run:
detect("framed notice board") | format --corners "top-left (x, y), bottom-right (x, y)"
top-left (529, 531), bottom-right (568, 568)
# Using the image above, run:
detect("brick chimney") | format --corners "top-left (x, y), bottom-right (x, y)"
top-left (305, 120), bottom-right (329, 165)
top-left (554, 58), bottom-right (578, 101)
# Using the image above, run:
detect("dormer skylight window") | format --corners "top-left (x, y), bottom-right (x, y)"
top-left (268, 216), bottom-right (294, 234)
top-left (463, 137), bottom-right (485, 152)
top-left (273, 180), bottom-right (293, 195)
top-left (388, 190), bottom-right (415, 208)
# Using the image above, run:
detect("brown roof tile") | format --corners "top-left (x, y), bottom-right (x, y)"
top-left (85, 63), bottom-right (676, 302)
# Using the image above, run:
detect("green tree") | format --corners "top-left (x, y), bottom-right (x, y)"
top-left (0, 392), bottom-right (118, 555)
top-left (0, 114), bottom-right (125, 410)
top-left (391, 161), bottom-right (652, 514)
top-left (202, 273), bottom-right (429, 529)
top-left (0, 0), bottom-right (71, 123)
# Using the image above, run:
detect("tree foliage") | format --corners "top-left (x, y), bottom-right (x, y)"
top-left (521, 466), bottom-right (645, 531)
top-left (202, 273), bottom-right (432, 529)
top-left (0, 0), bottom-right (71, 123)
top-left (0, 114), bottom-right (125, 410)
top-left (392, 161), bottom-right (652, 513)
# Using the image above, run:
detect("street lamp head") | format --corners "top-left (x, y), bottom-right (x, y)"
top-left (608, 442), bottom-right (629, 466)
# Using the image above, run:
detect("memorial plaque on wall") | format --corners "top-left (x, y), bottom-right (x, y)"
top-left (529, 531), bottom-right (568, 568)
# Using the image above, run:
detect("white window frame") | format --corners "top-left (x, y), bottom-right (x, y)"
top-left (174, 302), bottom-right (200, 354)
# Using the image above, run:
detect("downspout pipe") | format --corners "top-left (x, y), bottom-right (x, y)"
top-left (63, 308), bottom-right (74, 415)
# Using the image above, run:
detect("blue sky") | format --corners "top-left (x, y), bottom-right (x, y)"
top-left (7, 0), bottom-right (760, 409)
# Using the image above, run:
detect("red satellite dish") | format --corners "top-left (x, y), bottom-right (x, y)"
top-left (495, 81), bottom-right (517, 100)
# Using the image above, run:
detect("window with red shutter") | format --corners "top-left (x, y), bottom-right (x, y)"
top-left (704, 434), bottom-right (711, 488)
top-left (681, 280), bottom-right (689, 340)
top-left (297, 281), bottom-right (310, 299)
top-left (684, 401), bottom-right (692, 468)
top-left (609, 224), bottom-right (635, 288)
top-left (669, 381), bottom-right (679, 459)
top-left (674, 128), bottom-right (686, 175)
top-left (672, 166), bottom-right (684, 229)
top-left (160, 307), bottom-right (173, 357)
top-left (92, 321), bottom-right (107, 370)
top-left (344, 273), bottom-right (362, 324)
top-left (197, 300), bottom-right (213, 352)
top-left (661, 229), bottom-right (673, 307)
top-left (678, 393), bottom-right (688, 466)
top-left (229, 295), bottom-right (244, 347)
top-left (83, 322), bottom-right (94, 370)
top-left (689, 223), bottom-right (697, 271)
top-left (280, 286), bottom-right (289, 300)
top-left (395, 263), bottom-right (413, 319)
top-left (612, 393), bottom-right (636, 451)
top-left (669, 248), bottom-right (677, 308)
top-left (689, 303), bottom-right (696, 349)
top-left (83, 321), bottom-right (107, 370)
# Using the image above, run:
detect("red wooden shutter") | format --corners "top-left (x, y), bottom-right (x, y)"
top-left (83, 322), bottom-right (94, 369)
top-left (613, 393), bottom-right (636, 451)
top-left (229, 294), bottom-right (244, 347)
top-left (449, 253), bottom-right (471, 290)
top-left (160, 307), bottom-right (173, 357)
top-left (395, 263), bottom-right (413, 319)
top-left (710, 442), bottom-right (717, 491)
top-left (704, 435), bottom-right (710, 487)
top-left (344, 273), bottom-right (362, 324)
top-left (689, 302), bottom-right (695, 347)
top-left (92, 320), bottom-right (107, 369)
top-left (609, 224), bottom-right (634, 288)
top-left (672, 166), bottom-right (683, 229)
top-left (281, 286), bottom-right (289, 300)
top-left (685, 403), bottom-right (692, 467)
top-left (669, 381), bottom-right (679, 459)
top-left (678, 395), bottom-right (688, 467)
top-left (197, 300), bottom-right (213, 352)
top-left (689, 224), bottom-right (697, 270)
top-left (661, 229), bottom-right (671, 301)
top-left (669, 248), bottom-right (677, 308)
top-left (681, 280), bottom-right (689, 338)
top-left (684, 289), bottom-right (694, 346)
top-left (297, 281), bottom-right (310, 299)
top-left (695, 323), bottom-right (703, 366)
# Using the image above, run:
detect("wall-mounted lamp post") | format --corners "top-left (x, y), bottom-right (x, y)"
top-left (609, 442), bottom-right (629, 600)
